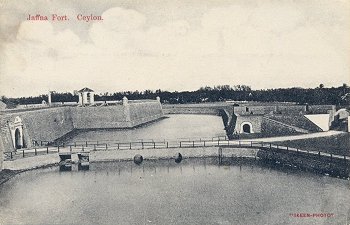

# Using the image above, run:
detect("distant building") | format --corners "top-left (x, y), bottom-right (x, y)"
top-left (78, 87), bottom-right (95, 106)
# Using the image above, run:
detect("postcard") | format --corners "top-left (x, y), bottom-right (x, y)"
top-left (0, 1), bottom-right (349, 224)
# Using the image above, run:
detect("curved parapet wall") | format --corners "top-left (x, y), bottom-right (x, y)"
top-left (163, 107), bottom-right (219, 115)
top-left (129, 101), bottom-right (164, 127)
top-left (71, 106), bottom-right (129, 129)
top-left (71, 100), bottom-right (163, 129)
top-left (0, 107), bottom-right (75, 151)
top-left (0, 100), bottom-right (164, 154)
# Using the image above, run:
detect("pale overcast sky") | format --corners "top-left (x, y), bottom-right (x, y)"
top-left (0, 0), bottom-right (349, 97)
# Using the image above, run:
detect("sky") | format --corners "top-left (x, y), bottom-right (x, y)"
top-left (0, 0), bottom-right (349, 97)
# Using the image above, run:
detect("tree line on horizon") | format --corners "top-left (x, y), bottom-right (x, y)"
top-left (1, 84), bottom-right (349, 108)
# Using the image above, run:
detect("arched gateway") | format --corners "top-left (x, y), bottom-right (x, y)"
top-left (9, 116), bottom-right (25, 150)
top-left (15, 128), bottom-right (23, 149)
top-left (240, 122), bottom-right (253, 133)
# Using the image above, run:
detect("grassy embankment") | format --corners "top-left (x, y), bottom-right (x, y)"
top-left (273, 133), bottom-right (350, 156)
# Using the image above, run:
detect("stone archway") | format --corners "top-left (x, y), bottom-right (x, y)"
top-left (243, 124), bottom-right (251, 133)
top-left (9, 116), bottom-right (25, 150)
top-left (15, 128), bottom-right (23, 149)
top-left (240, 122), bottom-right (254, 133)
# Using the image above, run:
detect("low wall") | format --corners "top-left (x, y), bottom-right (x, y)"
top-left (2, 146), bottom-right (348, 179)
top-left (1, 147), bottom-right (256, 172)
top-left (233, 105), bottom-right (335, 115)
top-left (90, 147), bottom-right (257, 162)
top-left (276, 105), bottom-right (306, 114)
top-left (257, 148), bottom-right (349, 178)
top-left (162, 105), bottom-right (219, 115)
top-left (3, 154), bottom-right (60, 171)
top-left (307, 105), bottom-right (335, 114)
top-left (234, 106), bottom-right (276, 115)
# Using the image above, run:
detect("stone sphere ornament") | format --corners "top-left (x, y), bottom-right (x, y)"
top-left (175, 153), bottom-right (183, 163)
top-left (134, 154), bottom-right (143, 165)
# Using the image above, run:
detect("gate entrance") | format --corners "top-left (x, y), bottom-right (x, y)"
top-left (15, 128), bottom-right (22, 149)
top-left (243, 124), bottom-right (251, 133)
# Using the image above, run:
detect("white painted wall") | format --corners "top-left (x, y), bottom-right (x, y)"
top-left (305, 114), bottom-right (329, 131)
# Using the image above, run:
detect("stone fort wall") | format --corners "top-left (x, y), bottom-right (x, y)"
top-left (233, 105), bottom-right (333, 115)
top-left (162, 105), bottom-right (219, 115)
top-left (71, 106), bottom-right (128, 129)
top-left (129, 101), bottom-right (164, 127)
top-left (0, 107), bottom-right (75, 152)
top-left (0, 101), bottom-right (163, 154)
top-left (234, 115), bottom-right (263, 133)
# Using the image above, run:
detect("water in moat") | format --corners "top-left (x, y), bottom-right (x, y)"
top-left (65, 114), bottom-right (227, 143)
top-left (1, 114), bottom-right (349, 224)
top-left (0, 158), bottom-right (349, 225)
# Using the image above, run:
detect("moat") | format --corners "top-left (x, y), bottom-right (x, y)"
top-left (0, 158), bottom-right (349, 225)
top-left (0, 115), bottom-right (349, 225)
top-left (64, 114), bottom-right (227, 143)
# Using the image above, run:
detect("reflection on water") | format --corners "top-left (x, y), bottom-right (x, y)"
top-left (66, 114), bottom-right (227, 143)
top-left (0, 158), bottom-right (349, 225)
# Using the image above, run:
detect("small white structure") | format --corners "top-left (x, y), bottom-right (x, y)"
top-left (8, 116), bottom-right (25, 149)
top-left (78, 87), bottom-right (95, 106)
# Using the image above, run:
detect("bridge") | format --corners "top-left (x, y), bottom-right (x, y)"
top-left (4, 130), bottom-right (345, 159)
top-left (3, 131), bottom-right (349, 178)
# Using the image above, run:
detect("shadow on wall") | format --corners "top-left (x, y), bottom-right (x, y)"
top-left (330, 109), bottom-right (349, 132)
top-left (0, 100), bottom-right (164, 152)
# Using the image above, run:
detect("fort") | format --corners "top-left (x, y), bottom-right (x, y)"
top-left (162, 103), bottom-right (347, 139)
top-left (0, 88), bottom-right (164, 171)
top-left (0, 88), bottom-right (349, 176)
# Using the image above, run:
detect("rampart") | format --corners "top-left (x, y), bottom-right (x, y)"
top-left (261, 117), bottom-right (304, 136)
top-left (71, 106), bottom-right (128, 129)
top-left (162, 105), bottom-right (219, 115)
top-left (234, 106), bottom-right (276, 114)
top-left (0, 100), bottom-right (164, 166)
top-left (0, 107), bottom-right (74, 153)
top-left (234, 105), bottom-right (334, 115)
top-left (163, 103), bottom-right (332, 138)
top-left (129, 100), bottom-right (164, 127)
top-left (71, 100), bottom-right (163, 129)
top-left (307, 105), bottom-right (335, 114)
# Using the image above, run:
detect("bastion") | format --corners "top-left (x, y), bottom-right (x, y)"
top-left (0, 98), bottom-right (164, 167)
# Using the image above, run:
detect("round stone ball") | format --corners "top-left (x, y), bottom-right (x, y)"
top-left (175, 153), bottom-right (183, 163)
top-left (134, 154), bottom-right (143, 165)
